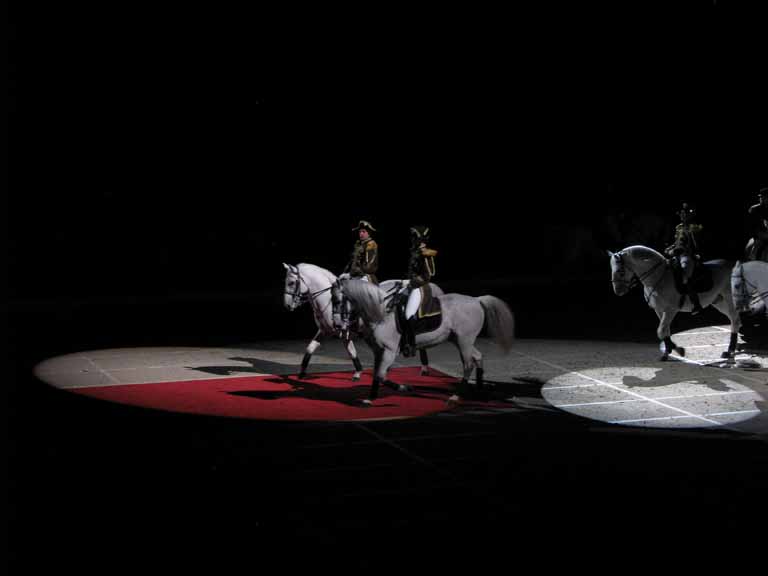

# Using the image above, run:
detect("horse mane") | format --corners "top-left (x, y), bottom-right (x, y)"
top-left (342, 279), bottom-right (387, 323)
top-left (297, 263), bottom-right (337, 285)
top-left (623, 245), bottom-right (665, 261)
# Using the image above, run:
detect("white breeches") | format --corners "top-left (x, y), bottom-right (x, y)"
top-left (405, 288), bottom-right (421, 319)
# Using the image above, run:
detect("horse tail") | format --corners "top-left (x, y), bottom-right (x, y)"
top-left (478, 296), bottom-right (515, 353)
top-left (342, 279), bottom-right (386, 323)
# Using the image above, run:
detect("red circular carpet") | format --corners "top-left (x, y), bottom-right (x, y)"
top-left (71, 366), bottom-right (510, 421)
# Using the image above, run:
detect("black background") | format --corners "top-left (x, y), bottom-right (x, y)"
top-left (7, 1), bottom-right (767, 572)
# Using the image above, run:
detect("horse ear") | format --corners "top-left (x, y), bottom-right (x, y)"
top-left (283, 263), bottom-right (291, 271)
top-left (606, 250), bottom-right (614, 259)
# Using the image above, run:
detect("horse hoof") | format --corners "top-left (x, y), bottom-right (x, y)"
top-left (660, 354), bottom-right (669, 362)
top-left (420, 368), bottom-right (429, 376)
top-left (352, 374), bottom-right (361, 382)
top-left (298, 373), bottom-right (306, 380)
top-left (398, 384), bottom-right (412, 393)
top-left (447, 394), bottom-right (461, 405)
top-left (361, 399), bottom-right (373, 406)
top-left (676, 347), bottom-right (686, 357)
top-left (721, 351), bottom-right (735, 359)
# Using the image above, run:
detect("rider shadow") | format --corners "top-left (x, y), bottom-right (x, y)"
top-left (227, 376), bottom-right (401, 407)
top-left (188, 356), bottom-right (345, 377)
top-left (444, 376), bottom-right (553, 408)
top-left (188, 356), bottom-right (447, 407)
top-left (622, 364), bottom-right (737, 393)
top-left (738, 318), bottom-right (768, 355)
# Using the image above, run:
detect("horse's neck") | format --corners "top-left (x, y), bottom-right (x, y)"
top-left (628, 249), bottom-right (667, 285)
top-left (298, 265), bottom-right (335, 322)
top-left (299, 264), bottom-right (335, 292)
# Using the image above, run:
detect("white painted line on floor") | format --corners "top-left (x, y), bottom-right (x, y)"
top-left (610, 415), bottom-right (704, 424)
top-left (706, 410), bottom-right (761, 417)
top-left (511, 350), bottom-right (724, 426)
top-left (62, 371), bottom-right (273, 388)
top-left (81, 356), bottom-right (121, 385)
top-left (543, 383), bottom-right (599, 391)
top-left (612, 408), bottom-right (761, 424)
top-left (554, 389), bottom-right (757, 408)
top-left (670, 354), bottom-right (768, 385)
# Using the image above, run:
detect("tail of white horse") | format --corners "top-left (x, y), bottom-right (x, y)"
top-left (478, 295), bottom-right (515, 353)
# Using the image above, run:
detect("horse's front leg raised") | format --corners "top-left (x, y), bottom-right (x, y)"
top-left (299, 330), bottom-right (323, 379)
top-left (656, 309), bottom-right (684, 361)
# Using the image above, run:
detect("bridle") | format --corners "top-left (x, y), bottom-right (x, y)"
top-left (284, 267), bottom-right (333, 312)
top-left (611, 250), bottom-right (666, 302)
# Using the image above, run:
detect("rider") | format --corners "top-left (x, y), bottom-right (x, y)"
top-left (401, 225), bottom-right (438, 357)
top-left (344, 220), bottom-right (379, 283)
top-left (746, 187), bottom-right (768, 261)
top-left (335, 220), bottom-right (379, 336)
top-left (664, 202), bottom-right (704, 315)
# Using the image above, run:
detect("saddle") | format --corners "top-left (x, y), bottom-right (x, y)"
top-left (395, 285), bottom-right (443, 336)
top-left (670, 257), bottom-right (713, 296)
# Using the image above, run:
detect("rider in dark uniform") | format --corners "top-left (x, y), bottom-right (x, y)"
top-left (746, 188), bottom-right (768, 261)
top-left (344, 220), bottom-right (379, 283)
top-left (664, 202), bottom-right (704, 315)
top-left (401, 225), bottom-right (438, 357)
top-left (335, 221), bottom-right (379, 337)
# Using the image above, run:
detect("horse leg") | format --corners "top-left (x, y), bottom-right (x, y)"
top-left (450, 339), bottom-right (476, 399)
top-left (711, 294), bottom-right (742, 359)
top-left (380, 348), bottom-right (409, 392)
top-left (344, 337), bottom-right (364, 381)
top-left (365, 347), bottom-right (402, 404)
top-left (419, 349), bottom-right (430, 376)
top-left (471, 347), bottom-right (485, 390)
top-left (363, 345), bottom-right (384, 404)
top-left (656, 309), bottom-right (683, 361)
top-left (299, 330), bottom-right (323, 379)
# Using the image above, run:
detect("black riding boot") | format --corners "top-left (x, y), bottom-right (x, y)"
top-left (402, 317), bottom-right (417, 357)
top-left (689, 289), bottom-right (704, 315)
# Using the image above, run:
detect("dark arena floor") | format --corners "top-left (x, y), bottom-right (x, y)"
top-left (10, 284), bottom-right (768, 571)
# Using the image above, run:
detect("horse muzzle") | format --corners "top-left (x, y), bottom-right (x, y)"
top-left (612, 281), bottom-right (630, 296)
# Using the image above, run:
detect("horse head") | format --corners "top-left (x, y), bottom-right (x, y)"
top-left (608, 246), bottom-right (666, 296)
top-left (608, 250), bottom-right (634, 296)
top-left (282, 263), bottom-right (306, 311)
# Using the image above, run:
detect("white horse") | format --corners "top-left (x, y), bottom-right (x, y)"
top-left (608, 245), bottom-right (740, 360)
top-left (282, 263), bottom-right (443, 380)
top-left (732, 260), bottom-right (768, 315)
top-left (339, 278), bottom-right (515, 402)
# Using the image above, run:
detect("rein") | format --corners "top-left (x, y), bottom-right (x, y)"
top-left (613, 251), bottom-right (666, 301)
